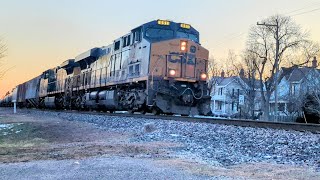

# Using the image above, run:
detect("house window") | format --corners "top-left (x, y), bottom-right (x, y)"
top-left (218, 88), bottom-right (223, 95)
top-left (135, 64), bottom-right (140, 75)
top-left (231, 101), bottom-right (234, 111)
top-left (217, 101), bottom-right (222, 110)
top-left (279, 103), bottom-right (285, 111)
top-left (237, 89), bottom-right (240, 96)
top-left (292, 85), bottom-right (295, 95)
top-left (129, 66), bottom-right (133, 76)
top-left (291, 84), bottom-right (298, 95)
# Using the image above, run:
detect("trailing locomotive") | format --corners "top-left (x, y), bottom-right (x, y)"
top-left (2, 20), bottom-right (211, 115)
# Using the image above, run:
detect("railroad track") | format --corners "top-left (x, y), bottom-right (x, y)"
top-left (41, 109), bottom-right (320, 133)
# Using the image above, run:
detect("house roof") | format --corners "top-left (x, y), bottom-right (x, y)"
top-left (210, 76), bottom-right (224, 85)
top-left (278, 65), bottom-right (320, 86)
top-left (218, 76), bottom-right (238, 86)
top-left (280, 67), bottom-right (295, 80)
top-left (281, 66), bottom-right (318, 82)
top-left (213, 76), bottom-right (261, 89)
top-left (240, 77), bottom-right (261, 89)
top-left (288, 68), bottom-right (311, 82)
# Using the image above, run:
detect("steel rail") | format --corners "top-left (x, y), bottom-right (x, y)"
top-left (40, 109), bottom-right (320, 133)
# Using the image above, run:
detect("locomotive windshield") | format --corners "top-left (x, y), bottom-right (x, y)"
top-left (145, 28), bottom-right (174, 40)
top-left (143, 21), bottom-right (200, 43)
top-left (176, 30), bottom-right (199, 43)
top-left (145, 28), bottom-right (199, 43)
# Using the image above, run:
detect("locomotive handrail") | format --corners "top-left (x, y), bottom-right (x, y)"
top-left (180, 87), bottom-right (204, 100)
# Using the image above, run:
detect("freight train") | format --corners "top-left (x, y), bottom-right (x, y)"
top-left (0, 20), bottom-right (211, 115)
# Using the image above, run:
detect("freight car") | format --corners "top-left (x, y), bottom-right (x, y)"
top-left (2, 20), bottom-right (211, 115)
top-left (0, 93), bottom-right (12, 107)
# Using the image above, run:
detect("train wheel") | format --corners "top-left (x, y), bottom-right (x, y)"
top-left (74, 97), bottom-right (82, 110)
top-left (152, 108), bottom-right (160, 115)
top-left (140, 109), bottom-right (147, 114)
top-left (128, 109), bottom-right (134, 114)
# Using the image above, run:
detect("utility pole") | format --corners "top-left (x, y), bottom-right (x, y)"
top-left (257, 20), bottom-right (279, 122)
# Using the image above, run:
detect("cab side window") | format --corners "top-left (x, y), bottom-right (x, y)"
top-left (122, 37), bottom-right (127, 48)
top-left (114, 41), bottom-right (120, 51)
top-left (135, 31), bottom-right (141, 42)
top-left (132, 27), bottom-right (142, 44)
top-left (122, 35), bottom-right (131, 48)
top-left (127, 35), bottom-right (131, 46)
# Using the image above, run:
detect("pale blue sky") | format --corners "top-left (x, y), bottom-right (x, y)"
top-left (0, 0), bottom-right (320, 96)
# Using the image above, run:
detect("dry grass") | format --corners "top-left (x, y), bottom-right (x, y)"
top-left (0, 113), bottom-right (177, 163)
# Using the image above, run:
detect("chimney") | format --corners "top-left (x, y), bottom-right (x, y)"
top-left (221, 70), bottom-right (225, 78)
top-left (312, 56), bottom-right (317, 68)
top-left (239, 68), bottom-right (245, 78)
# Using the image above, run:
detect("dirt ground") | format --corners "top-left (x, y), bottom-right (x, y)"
top-left (0, 111), bottom-right (176, 163)
top-left (1, 108), bottom-right (320, 179)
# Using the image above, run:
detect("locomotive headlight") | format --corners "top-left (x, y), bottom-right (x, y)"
top-left (180, 23), bottom-right (191, 29)
top-left (169, 69), bottom-right (176, 76)
top-left (180, 41), bottom-right (187, 51)
top-left (157, 20), bottom-right (170, 26)
top-left (200, 73), bottom-right (207, 80)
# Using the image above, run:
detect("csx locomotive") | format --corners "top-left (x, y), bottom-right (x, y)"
top-left (1, 20), bottom-right (211, 115)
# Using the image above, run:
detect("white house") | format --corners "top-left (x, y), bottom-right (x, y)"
top-left (270, 57), bottom-right (320, 115)
top-left (210, 70), bottom-right (263, 118)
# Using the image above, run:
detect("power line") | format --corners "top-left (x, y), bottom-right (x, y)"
top-left (213, 2), bottom-right (320, 48)
top-left (289, 7), bottom-right (320, 17)
top-left (284, 1), bottom-right (320, 15)
top-left (214, 32), bottom-right (246, 48)
top-left (215, 32), bottom-right (244, 43)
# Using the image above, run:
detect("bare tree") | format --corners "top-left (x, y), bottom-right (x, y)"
top-left (207, 56), bottom-right (220, 78)
top-left (0, 37), bottom-right (8, 80)
top-left (303, 92), bottom-right (320, 123)
top-left (225, 50), bottom-right (243, 77)
top-left (207, 51), bottom-right (242, 95)
top-left (207, 56), bottom-right (222, 94)
top-left (246, 14), bottom-right (309, 120)
top-left (241, 50), bottom-right (260, 119)
top-left (289, 41), bottom-right (320, 67)
top-left (299, 68), bottom-right (320, 123)
top-left (278, 40), bottom-right (319, 122)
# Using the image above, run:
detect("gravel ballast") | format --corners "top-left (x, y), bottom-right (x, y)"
top-left (25, 110), bottom-right (320, 171)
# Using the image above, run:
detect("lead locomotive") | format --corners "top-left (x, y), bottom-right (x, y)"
top-left (2, 20), bottom-right (211, 115)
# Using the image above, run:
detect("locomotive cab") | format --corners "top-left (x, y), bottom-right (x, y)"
top-left (143, 20), bottom-right (211, 115)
